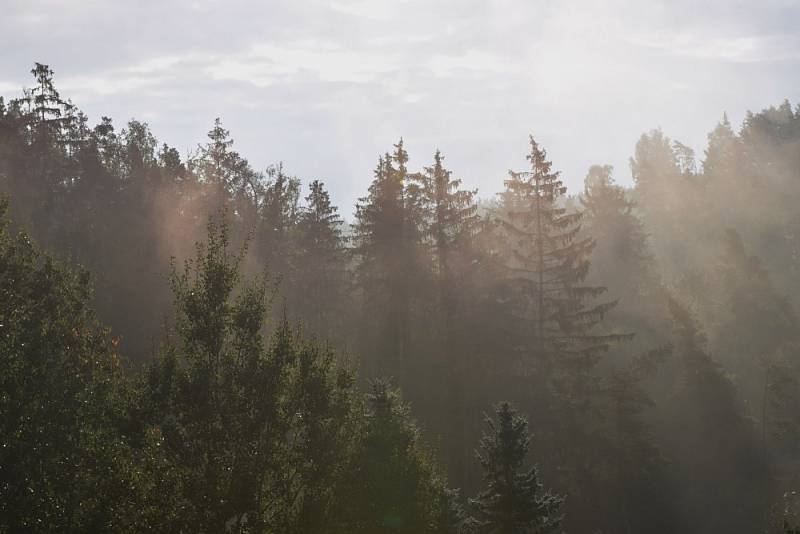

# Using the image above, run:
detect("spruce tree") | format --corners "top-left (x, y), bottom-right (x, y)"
top-left (258, 162), bottom-right (300, 290)
top-left (345, 379), bottom-right (444, 534)
top-left (410, 149), bottom-right (480, 334)
top-left (603, 346), bottom-right (681, 534)
top-left (713, 230), bottom-right (800, 460)
top-left (493, 137), bottom-right (628, 529)
top-left (579, 164), bottom-right (666, 343)
top-left (496, 137), bottom-right (620, 373)
top-left (666, 297), bottom-right (768, 533)
top-left (407, 149), bottom-right (482, 486)
top-left (27, 63), bottom-right (76, 146)
top-left (470, 402), bottom-right (562, 534)
top-left (353, 140), bottom-right (424, 382)
top-left (294, 179), bottom-right (349, 340)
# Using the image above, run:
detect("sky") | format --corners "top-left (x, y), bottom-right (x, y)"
top-left (2, 0), bottom-right (799, 214)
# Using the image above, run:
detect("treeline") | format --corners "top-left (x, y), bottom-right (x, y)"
top-left (2, 63), bottom-right (800, 532)
top-left (0, 198), bottom-right (562, 532)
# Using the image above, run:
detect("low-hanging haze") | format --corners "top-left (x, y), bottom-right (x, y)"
top-left (2, 0), bottom-right (799, 211)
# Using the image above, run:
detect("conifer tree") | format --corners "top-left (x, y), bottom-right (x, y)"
top-left (345, 379), bottom-right (444, 534)
top-left (470, 402), bottom-right (563, 534)
top-left (13, 64), bottom-right (77, 244)
top-left (493, 137), bottom-right (627, 527)
top-left (666, 297), bottom-right (768, 533)
top-left (140, 214), bottom-right (359, 532)
top-left (580, 165), bottom-right (653, 289)
top-left (407, 149), bottom-right (482, 486)
top-left (27, 63), bottom-right (76, 146)
top-left (713, 230), bottom-right (800, 459)
top-left (294, 179), bottom-right (349, 339)
top-left (497, 137), bottom-right (620, 369)
top-left (629, 129), bottom-right (705, 278)
top-left (603, 346), bottom-right (680, 534)
top-left (410, 149), bottom-right (480, 333)
top-left (579, 164), bottom-right (666, 341)
top-left (0, 198), bottom-right (145, 531)
top-left (353, 140), bottom-right (424, 382)
top-left (703, 113), bottom-right (743, 180)
top-left (258, 162), bottom-right (300, 280)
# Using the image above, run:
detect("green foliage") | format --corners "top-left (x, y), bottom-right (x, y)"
top-left (343, 379), bottom-right (445, 533)
top-left (5, 61), bottom-right (800, 533)
top-left (0, 197), bottom-right (132, 531)
top-left (138, 215), bottom-right (360, 532)
top-left (470, 402), bottom-right (563, 534)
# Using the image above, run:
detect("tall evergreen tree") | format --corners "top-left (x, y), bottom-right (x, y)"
top-left (470, 402), bottom-right (563, 534)
top-left (602, 345), bottom-right (680, 534)
top-left (407, 149), bottom-right (482, 486)
top-left (345, 379), bottom-right (445, 534)
top-left (712, 230), bottom-right (800, 463)
top-left (493, 137), bottom-right (628, 529)
top-left (580, 164), bottom-right (666, 344)
top-left (665, 297), bottom-right (769, 533)
top-left (294, 179), bottom-right (349, 340)
top-left (353, 140), bottom-right (425, 383)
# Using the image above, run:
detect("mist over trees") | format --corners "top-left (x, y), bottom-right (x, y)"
top-left (2, 63), bottom-right (800, 532)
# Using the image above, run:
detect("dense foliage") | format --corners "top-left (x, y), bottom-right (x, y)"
top-left (2, 63), bottom-right (800, 532)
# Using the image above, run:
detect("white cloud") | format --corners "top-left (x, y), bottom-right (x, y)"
top-left (427, 50), bottom-right (521, 77)
top-left (1, 0), bottom-right (798, 211)
top-left (0, 82), bottom-right (19, 94)
top-left (627, 32), bottom-right (800, 63)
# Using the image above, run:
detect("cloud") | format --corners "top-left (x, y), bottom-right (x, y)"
top-left (209, 41), bottom-right (403, 86)
top-left (627, 32), bottom-right (800, 63)
top-left (1, 0), bottom-right (799, 212)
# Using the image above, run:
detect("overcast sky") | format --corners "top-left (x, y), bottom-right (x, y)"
top-left (2, 0), bottom-right (799, 213)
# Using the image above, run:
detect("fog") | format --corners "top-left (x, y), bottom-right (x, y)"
top-left (2, 10), bottom-right (800, 532)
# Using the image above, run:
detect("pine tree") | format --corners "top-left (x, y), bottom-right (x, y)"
top-left (407, 149), bottom-right (483, 486)
top-left (435, 487), bottom-right (473, 534)
top-left (353, 140), bottom-right (424, 382)
top-left (703, 113), bottom-right (743, 180)
top-left (26, 63), bottom-right (76, 146)
top-left (666, 297), bottom-right (769, 532)
top-left (191, 117), bottom-right (260, 228)
top-left (629, 129), bottom-right (704, 278)
top-left (12, 64), bottom-right (77, 244)
top-left (294, 179), bottom-right (349, 339)
top-left (410, 149), bottom-right (480, 334)
top-left (603, 345), bottom-right (681, 534)
top-left (470, 402), bottom-right (563, 534)
top-left (493, 137), bottom-right (629, 528)
top-left (345, 379), bottom-right (444, 534)
top-left (580, 165), bottom-right (653, 288)
top-left (497, 137), bottom-right (620, 370)
top-left (713, 230), bottom-right (800, 462)
top-left (580, 164), bottom-right (666, 342)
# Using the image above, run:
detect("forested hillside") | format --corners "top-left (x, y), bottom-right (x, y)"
top-left (3, 63), bottom-right (800, 533)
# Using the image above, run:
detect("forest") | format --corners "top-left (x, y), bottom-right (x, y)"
top-left (2, 63), bottom-right (800, 533)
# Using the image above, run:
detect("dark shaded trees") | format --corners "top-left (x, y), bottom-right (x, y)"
top-left (665, 297), bottom-right (768, 533)
top-left (344, 379), bottom-right (447, 534)
top-left (137, 216), bottom-right (360, 532)
top-left (353, 140), bottom-right (427, 383)
top-left (470, 402), bottom-right (563, 534)
top-left (292, 179), bottom-right (349, 341)
top-left (493, 138), bottom-right (626, 509)
top-left (0, 198), bottom-right (145, 531)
